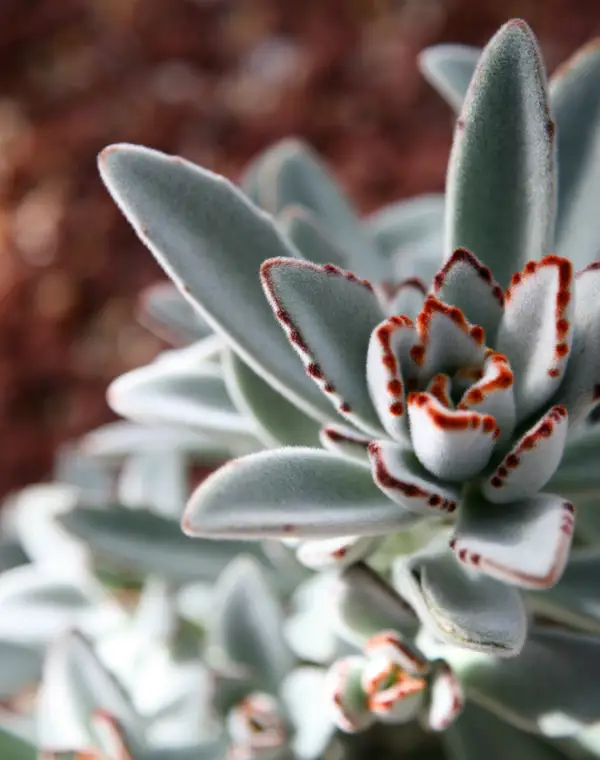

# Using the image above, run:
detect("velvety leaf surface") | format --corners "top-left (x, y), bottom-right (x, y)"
top-left (451, 492), bottom-right (574, 589)
top-left (556, 263), bottom-right (600, 426)
top-left (552, 41), bottom-right (600, 268)
top-left (393, 549), bottom-right (527, 656)
top-left (222, 348), bottom-right (321, 447)
top-left (261, 258), bottom-right (385, 435)
top-left (331, 562), bottom-right (418, 645)
top-left (496, 256), bottom-right (573, 422)
top-left (98, 144), bottom-right (334, 422)
top-left (209, 557), bottom-right (294, 692)
top-left (108, 363), bottom-right (256, 436)
top-left (137, 281), bottom-right (212, 346)
top-left (443, 703), bottom-right (566, 760)
top-left (240, 138), bottom-right (384, 281)
top-left (183, 448), bottom-right (419, 539)
top-left (277, 205), bottom-right (346, 268)
top-left (37, 631), bottom-right (141, 751)
top-left (366, 194), bottom-right (445, 262)
top-left (528, 549), bottom-right (600, 633)
top-left (445, 20), bottom-right (555, 289)
top-left (58, 505), bottom-right (267, 583)
top-left (452, 628), bottom-right (600, 737)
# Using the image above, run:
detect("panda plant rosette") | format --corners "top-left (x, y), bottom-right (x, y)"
top-left (1, 16), bottom-right (600, 760)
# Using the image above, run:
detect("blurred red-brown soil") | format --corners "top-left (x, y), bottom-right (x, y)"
top-left (0, 0), bottom-right (599, 496)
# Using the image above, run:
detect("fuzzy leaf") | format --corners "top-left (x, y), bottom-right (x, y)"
top-left (58, 505), bottom-right (267, 584)
top-left (393, 549), bottom-right (527, 656)
top-left (528, 549), bottom-right (600, 634)
top-left (319, 424), bottom-right (371, 464)
top-left (261, 258), bottom-right (385, 434)
top-left (209, 557), bottom-right (294, 691)
top-left (453, 628), bottom-right (600, 737)
top-left (277, 205), bottom-right (346, 268)
top-left (443, 703), bottom-right (566, 760)
top-left (241, 138), bottom-right (384, 280)
top-left (552, 41), bottom-right (600, 268)
top-left (183, 448), bottom-right (419, 539)
top-left (80, 421), bottom-right (230, 464)
top-left (37, 631), bottom-right (140, 751)
top-left (331, 563), bottom-right (418, 646)
top-left (496, 256), bottom-right (573, 422)
top-left (418, 45), bottom-right (481, 112)
top-left (98, 143), bottom-right (334, 423)
top-left (366, 194), bottom-right (445, 262)
top-left (137, 281), bottom-right (212, 346)
top-left (282, 668), bottom-right (335, 760)
top-left (556, 263), bottom-right (600, 426)
top-left (451, 492), bottom-right (574, 590)
top-left (431, 248), bottom-right (504, 342)
top-left (482, 405), bottom-right (568, 504)
top-left (445, 20), bottom-right (555, 289)
top-left (108, 363), bottom-right (256, 436)
top-left (222, 348), bottom-right (321, 447)
top-left (407, 392), bottom-right (497, 482)
top-left (367, 440), bottom-right (460, 516)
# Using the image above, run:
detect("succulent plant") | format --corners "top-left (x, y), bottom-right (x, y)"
top-left (3, 15), bottom-right (600, 760)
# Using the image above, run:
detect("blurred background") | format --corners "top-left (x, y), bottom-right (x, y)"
top-left (0, 0), bottom-right (599, 497)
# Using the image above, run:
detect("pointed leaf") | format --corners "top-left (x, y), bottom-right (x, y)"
top-left (58, 505), bottom-right (267, 583)
top-left (408, 296), bottom-right (487, 382)
top-left (497, 255), bottom-right (573, 421)
top-left (431, 248), bottom-right (504, 341)
top-left (445, 20), bottom-right (555, 289)
top-left (482, 405), bottom-right (568, 503)
top-left (453, 628), bottom-right (600, 737)
top-left (552, 41), bottom-right (600, 268)
top-left (209, 557), bottom-right (294, 691)
top-left (385, 279), bottom-right (427, 322)
top-left (222, 348), bottom-right (321, 448)
top-left (261, 258), bottom-right (385, 434)
top-left (393, 549), bottom-right (527, 656)
top-left (451, 491), bottom-right (574, 589)
top-left (183, 448), bottom-right (419, 539)
top-left (418, 44), bottom-right (481, 112)
top-left (98, 143), bottom-right (334, 422)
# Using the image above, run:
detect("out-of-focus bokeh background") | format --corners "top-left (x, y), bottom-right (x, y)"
top-left (1, 0), bottom-right (599, 497)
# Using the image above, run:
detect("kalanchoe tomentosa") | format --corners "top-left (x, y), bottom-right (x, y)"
top-left (93, 15), bottom-right (600, 759)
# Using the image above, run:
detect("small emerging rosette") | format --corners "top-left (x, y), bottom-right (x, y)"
top-left (227, 692), bottom-right (288, 760)
top-left (325, 630), bottom-right (463, 734)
